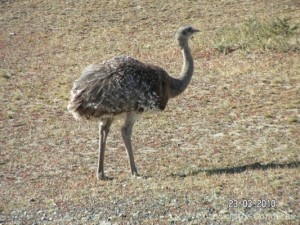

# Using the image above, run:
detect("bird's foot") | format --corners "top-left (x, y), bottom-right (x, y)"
top-left (131, 173), bottom-right (151, 179)
top-left (97, 172), bottom-right (113, 181)
top-left (131, 171), bottom-right (141, 178)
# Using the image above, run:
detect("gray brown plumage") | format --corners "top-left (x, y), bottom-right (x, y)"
top-left (68, 26), bottom-right (199, 180)
top-left (68, 56), bottom-right (170, 119)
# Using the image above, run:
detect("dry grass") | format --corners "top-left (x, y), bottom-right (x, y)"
top-left (0, 0), bottom-right (299, 224)
top-left (213, 16), bottom-right (299, 53)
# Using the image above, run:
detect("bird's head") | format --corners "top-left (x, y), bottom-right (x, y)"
top-left (175, 26), bottom-right (199, 46)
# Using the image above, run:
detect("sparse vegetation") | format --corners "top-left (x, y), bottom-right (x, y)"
top-left (0, 0), bottom-right (299, 224)
top-left (214, 17), bottom-right (299, 54)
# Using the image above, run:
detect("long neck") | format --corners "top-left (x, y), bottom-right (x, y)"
top-left (169, 41), bottom-right (194, 98)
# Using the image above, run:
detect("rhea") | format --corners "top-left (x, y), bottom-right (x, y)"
top-left (68, 26), bottom-right (199, 180)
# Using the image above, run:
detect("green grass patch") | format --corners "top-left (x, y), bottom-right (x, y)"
top-left (213, 17), bottom-right (299, 53)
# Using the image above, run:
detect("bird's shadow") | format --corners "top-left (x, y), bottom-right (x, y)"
top-left (170, 161), bottom-right (300, 177)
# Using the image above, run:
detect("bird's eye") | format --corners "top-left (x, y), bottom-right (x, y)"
top-left (188, 27), bottom-right (192, 32)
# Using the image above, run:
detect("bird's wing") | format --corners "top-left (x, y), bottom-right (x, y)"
top-left (68, 57), bottom-right (169, 119)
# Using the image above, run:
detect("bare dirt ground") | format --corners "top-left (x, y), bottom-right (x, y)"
top-left (0, 0), bottom-right (299, 224)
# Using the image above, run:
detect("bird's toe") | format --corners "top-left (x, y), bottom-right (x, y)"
top-left (131, 171), bottom-right (141, 178)
top-left (97, 173), bottom-right (113, 181)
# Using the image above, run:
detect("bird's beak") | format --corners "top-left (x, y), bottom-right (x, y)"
top-left (192, 28), bottom-right (200, 33)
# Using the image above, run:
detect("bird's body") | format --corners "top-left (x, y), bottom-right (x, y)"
top-left (68, 26), bottom-right (199, 180)
top-left (68, 56), bottom-right (170, 120)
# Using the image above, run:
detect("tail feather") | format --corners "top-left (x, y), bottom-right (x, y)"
top-left (67, 88), bottom-right (85, 120)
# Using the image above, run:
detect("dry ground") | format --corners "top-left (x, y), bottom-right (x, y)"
top-left (0, 0), bottom-right (299, 224)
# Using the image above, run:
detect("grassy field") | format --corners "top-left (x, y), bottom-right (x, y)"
top-left (1, 0), bottom-right (299, 224)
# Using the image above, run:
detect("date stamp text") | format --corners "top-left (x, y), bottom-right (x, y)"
top-left (228, 199), bottom-right (276, 208)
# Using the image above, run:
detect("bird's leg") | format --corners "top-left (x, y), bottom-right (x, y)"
top-left (97, 118), bottom-right (112, 180)
top-left (121, 113), bottom-right (140, 177)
